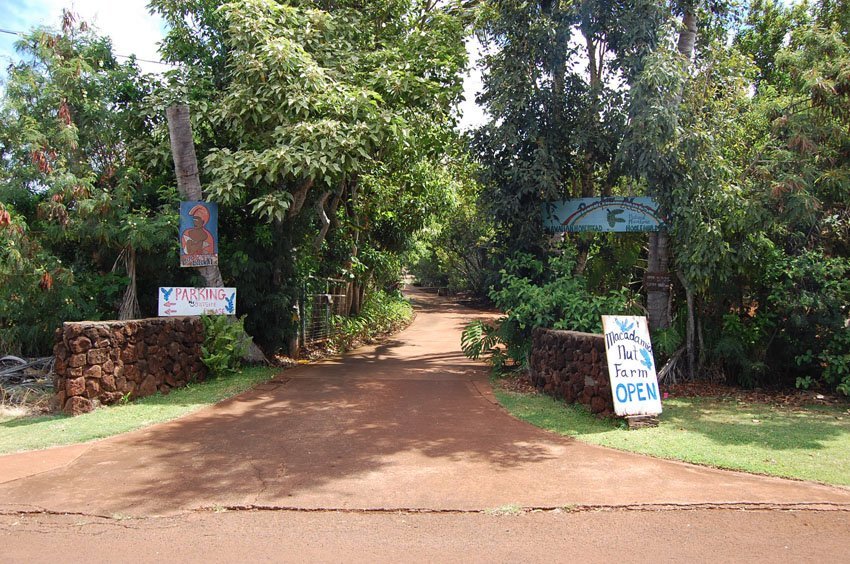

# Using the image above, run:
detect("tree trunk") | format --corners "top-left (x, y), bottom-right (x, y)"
top-left (677, 11), bottom-right (698, 61)
top-left (165, 104), bottom-right (224, 289)
top-left (646, 231), bottom-right (671, 330)
top-left (166, 103), bottom-right (267, 364)
top-left (677, 271), bottom-right (696, 379)
top-left (117, 246), bottom-right (140, 321)
top-left (645, 10), bottom-right (697, 331)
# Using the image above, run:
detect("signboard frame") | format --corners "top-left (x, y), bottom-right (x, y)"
top-left (179, 201), bottom-right (219, 267)
top-left (542, 197), bottom-right (666, 233)
top-left (601, 315), bottom-right (663, 416)
top-left (158, 287), bottom-right (236, 317)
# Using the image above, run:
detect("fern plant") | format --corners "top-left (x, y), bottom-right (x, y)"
top-left (200, 315), bottom-right (248, 378)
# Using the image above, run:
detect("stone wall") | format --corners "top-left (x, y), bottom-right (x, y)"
top-left (528, 327), bottom-right (614, 417)
top-left (53, 317), bottom-right (207, 415)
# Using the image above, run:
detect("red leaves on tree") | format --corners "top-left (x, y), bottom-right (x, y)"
top-left (30, 148), bottom-right (56, 174)
top-left (40, 272), bottom-right (54, 292)
top-left (58, 99), bottom-right (72, 126)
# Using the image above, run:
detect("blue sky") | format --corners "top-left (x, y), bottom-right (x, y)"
top-left (1, 0), bottom-right (170, 74)
top-left (0, 0), bottom-right (485, 129)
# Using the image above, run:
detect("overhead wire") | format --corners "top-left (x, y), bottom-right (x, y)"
top-left (0, 26), bottom-right (176, 67)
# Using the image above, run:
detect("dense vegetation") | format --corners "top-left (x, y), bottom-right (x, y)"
top-left (1, 1), bottom-right (472, 355)
top-left (450, 0), bottom-right (850, 395)
top-left (1, 0), bottom-right (848, 395)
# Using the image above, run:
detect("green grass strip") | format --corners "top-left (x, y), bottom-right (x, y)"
top-left (496, 388), bottom-right (850, 487)
top-left (0, 366), bottom-right (278, 455)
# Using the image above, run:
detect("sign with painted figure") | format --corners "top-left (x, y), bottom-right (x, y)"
top-left (601, 315), bottom-right (662, 416)
top-left (180, 201), bottom-right (219, 267)
top-left (158, 287), bottom-right (236, 316)
top-left (542, 197), bottom-right (666, 233)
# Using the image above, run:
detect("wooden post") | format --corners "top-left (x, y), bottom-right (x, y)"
top-left (626, 415), bottom-right (659, 430)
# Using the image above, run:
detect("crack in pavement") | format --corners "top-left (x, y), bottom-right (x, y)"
top-left (3, 501), bottom-right (849, 526)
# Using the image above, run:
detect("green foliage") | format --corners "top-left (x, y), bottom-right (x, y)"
top-left (652, 325), bottom-right (683, 358)
top-left (492, 251), bottom-right (638, 335)
top-left (330, 291), bottom-right (414, 352)
top-left (474, 1), bottom-right (622, 254)
top-left (764, 252), bottom-right (850, 394)
top-left (0, 13), bottom-right (183, 353)
top-left (408, 154), bottom-right (495, 296)
top-left (200, 315), bottom-right (248, 377)
top-left (149, 0), bottom-right (473, 352)
top-left (462, 247), bottom-right (639, 371)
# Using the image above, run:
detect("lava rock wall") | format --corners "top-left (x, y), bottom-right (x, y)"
top-left (53, 317), bottom-right (207, 415)
top-left (529, 327), bottom-right (614, 417)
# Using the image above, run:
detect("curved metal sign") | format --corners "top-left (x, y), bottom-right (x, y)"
top-left (542, 197), bottom-right (666, 233)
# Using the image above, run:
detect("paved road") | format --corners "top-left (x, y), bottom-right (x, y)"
top-left (1, 289), bottom-right (849, 561)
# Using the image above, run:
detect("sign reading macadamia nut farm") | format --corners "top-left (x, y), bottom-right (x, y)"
top-left (601, 315), bottom-right (662, 416)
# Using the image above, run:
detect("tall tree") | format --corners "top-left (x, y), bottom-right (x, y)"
top-left (165, 104), bottom-right (224, 288)
top-left (473, 0), bottom-right (638, 258)
top-left (0, 12), bottom-right (177, 351)
top-left (150, 0), bottom-right (471, 350)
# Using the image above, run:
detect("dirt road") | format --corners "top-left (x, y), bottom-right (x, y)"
top-left (1, 289), bottom-right (848, 561)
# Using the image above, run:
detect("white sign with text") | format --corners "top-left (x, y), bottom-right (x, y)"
top-left (158, 287), bottom-right (236, 317)
top-left (602, 315), bottom-right (662, 416)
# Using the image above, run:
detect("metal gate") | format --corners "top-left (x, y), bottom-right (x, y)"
top-left (299, 277), bottom-right (351, 347)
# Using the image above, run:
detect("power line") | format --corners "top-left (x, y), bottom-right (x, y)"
top-left (0, 27), bottom-right (176, 67)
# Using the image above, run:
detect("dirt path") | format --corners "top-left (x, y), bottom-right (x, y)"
top-left (2, 508), bottom-right (849, 563)
top-left (1, 289), bottom-right (849, 560)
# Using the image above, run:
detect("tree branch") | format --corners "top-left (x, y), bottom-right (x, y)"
top-left (313, 190), bottom-right (332, 251)
top-left (288, 178), bottom-right (314, 218)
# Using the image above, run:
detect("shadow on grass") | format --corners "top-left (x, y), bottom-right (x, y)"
top-left (0, 414), bottom-right (68, 429)
top-left (659, 399), bottom-right (850, 451)
top-left (502, 390), bottom-right (850, 452)
top-left (0, 366), bottom-right (279, 445)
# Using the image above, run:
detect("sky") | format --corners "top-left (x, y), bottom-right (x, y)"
top-left (0, 0), bottom-right (487, 129)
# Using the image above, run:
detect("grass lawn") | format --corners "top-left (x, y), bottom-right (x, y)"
top-left (495, 388), bottom-right (850, 487)
top-left (0, 366), bottom-right (278, 455)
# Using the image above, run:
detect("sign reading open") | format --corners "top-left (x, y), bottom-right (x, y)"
top-left (601, 315), bottom-right (662, 416)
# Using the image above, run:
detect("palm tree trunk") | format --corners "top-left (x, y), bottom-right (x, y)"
top-left (166, 103), bottom-right (267, 363)
top-left (165, 104), bottom-right (224, 289)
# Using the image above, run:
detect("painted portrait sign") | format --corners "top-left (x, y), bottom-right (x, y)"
top-left (542, 197), bottom-right (666, 233)
top-left (601, 315), bottom-right (663, 416)
top-left (179, 201), bottom-right (218, 267)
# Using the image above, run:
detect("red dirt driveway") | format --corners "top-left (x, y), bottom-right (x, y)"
top-left (1, 289), bottom-right (849, 520)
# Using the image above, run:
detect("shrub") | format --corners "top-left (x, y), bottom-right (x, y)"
top-left (200, 315), bottom-right (248, 377)
top-left (330, 290), bottom-right (414, 352)
top-left (462, 247), bottom-right (640, 371)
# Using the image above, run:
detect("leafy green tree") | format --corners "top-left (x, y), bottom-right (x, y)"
top-left (0, 12), bottom-right (178, 352)
top-left (473, 0), bottom-right (650, 257)
top-left (150, 0), bottom-right (472, 351)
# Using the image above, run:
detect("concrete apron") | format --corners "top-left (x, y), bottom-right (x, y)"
top-left (1, 290), bottom-right (849, 518)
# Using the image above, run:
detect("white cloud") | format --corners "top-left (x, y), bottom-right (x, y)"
top-left (1, 0), bottom-right (171, 74)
